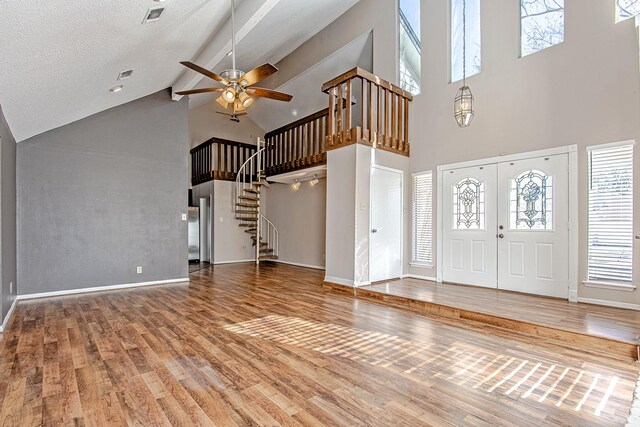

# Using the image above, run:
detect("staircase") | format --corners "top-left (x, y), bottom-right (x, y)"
top-left (235, 138), bottom-right (279, 263)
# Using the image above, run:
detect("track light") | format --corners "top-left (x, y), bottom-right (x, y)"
top-left (291, 180), bottom-right (301, 190)
top-left (239, 91), bottom-right (253, 108)
top-left (309, 175), bottom-right (319, 186)
top-left (223, 87), bottom-right (236, 102)
top-left (216, 95), bottom-right (229, 109)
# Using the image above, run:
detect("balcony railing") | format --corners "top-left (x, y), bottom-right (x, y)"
top-left (190, 137), bottom-right (257, 185)
top-left (321, 67), bottom-right (413, 157)
top-left (264, 109), bottom-right (328, 176)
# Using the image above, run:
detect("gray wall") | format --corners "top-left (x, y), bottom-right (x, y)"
top-left (0, 105), bottom-right (17, 321)
top-left (264, 180), bottom-right (326, 269)
top-left (18, 90), bottom-right (189, 295)
top-left (410, 0), bottom-right (640, 305)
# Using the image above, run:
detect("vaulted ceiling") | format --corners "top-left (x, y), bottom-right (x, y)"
top-left (0, 0), bottom-right (358, 142)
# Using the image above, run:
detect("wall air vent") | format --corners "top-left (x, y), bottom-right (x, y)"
top-left (143, 7), bottom-right (165, 23)
top-left (117, 69), bottom-right (134, 80)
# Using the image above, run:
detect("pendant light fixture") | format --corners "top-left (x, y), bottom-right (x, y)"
top-left (454, 0), bottom-right (474, 127)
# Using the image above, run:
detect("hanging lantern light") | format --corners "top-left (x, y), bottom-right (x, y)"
top-left (454, 0), bottom-right (474, 127)
top-left (454, 85), bottom-right (474, 127)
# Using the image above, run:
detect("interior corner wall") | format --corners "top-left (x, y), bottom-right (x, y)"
top-left (264, 180), bottom-right (326, 270)
top-left (213, 180), bottom-right (256, 264)
top-left (0, 105), bottom-right (17, 322)
top-left (410, 0), bottom-right (640, 305)
top-left (17, 89), bottom-right (189, 295)
top-left (325, 146), bottom-right (357, 284)
top-left (188, 100), bottom-right (265, 149)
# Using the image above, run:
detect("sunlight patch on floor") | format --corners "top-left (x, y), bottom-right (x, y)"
top-left (224, 315), bottom-right (633, 420)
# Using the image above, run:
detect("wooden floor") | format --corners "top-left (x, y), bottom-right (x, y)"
top-left (0, 263), bottom-right (638, 426)
top-left (360, 278), bottom-right (640, 345)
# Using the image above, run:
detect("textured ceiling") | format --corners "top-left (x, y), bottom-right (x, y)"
top-left (181, 0), bottom-right (360, 110)
top-left (0, 0), bottom-right (358, 142)
top-left (248, 32), bottom-right (373, 133)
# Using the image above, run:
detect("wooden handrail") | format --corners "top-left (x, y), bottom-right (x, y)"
top-left (322, 67), bottom-right (413, 157)
top-left (264, 107), bottom-right (329, 176)
top-left (190, 137), bottom-right (256, 154)
top-left (321, 67), bottom-right (414, 101)
top-left (190, 137), bottom-right (257, 185)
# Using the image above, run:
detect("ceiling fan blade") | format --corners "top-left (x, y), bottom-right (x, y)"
top-left (246, 87), bottom-right (293, 102)
top-left (239, 63), bottom-right (278, 86)
top-left (180, 61), bottom-right (229, 85)
top-left (175, 87), bottom-right (224, 95)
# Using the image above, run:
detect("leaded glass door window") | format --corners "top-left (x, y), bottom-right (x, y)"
top-left (509, 169), bottom-right (553, 230)
top-left (452, 177), bottom-right (485, 230)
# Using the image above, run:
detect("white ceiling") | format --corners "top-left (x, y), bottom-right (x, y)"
top-left (181, 0), bottom-right (360, 110)
top-left (248, 32), bottom-right (373, 132)
top-left (0, 0), bottom-right (358, 142)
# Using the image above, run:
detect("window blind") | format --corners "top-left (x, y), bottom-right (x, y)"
top-left (588, 143), bottom-right (634, 283)
top-left (412, 172), bottom-right (433, 265)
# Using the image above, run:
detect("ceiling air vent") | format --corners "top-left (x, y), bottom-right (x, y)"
top-left (143, 7), bottom-right (165, 23)
top-left (117, 69), bottom-right (134, 80)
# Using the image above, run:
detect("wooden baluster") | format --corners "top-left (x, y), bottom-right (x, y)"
top-left (345, 78), bottom-right (352, 141)
top-left (288, 129), bottom-right (292, 168)
top-left (327, 87), bottom-right (335, 148)
top-left (337, 83), bottom-right (343, 143)
top-left (215, 143), bottom-right (221, 180)
top-left (377, 86), bottom-right (382, 147)
top-left (231, 143), bottom-right (236, 179)
top-left (404, 97), bottom-right (409, 153)
top-left (368, 81), bottom-right (374, 145)
top-left (321, 115), bottom-right (326, 154)
top-left (398, 94), bottom-right (403, 152)
top-left (311, 118), bottom-right (317, 162)
top-left (391, 93), bottom-right (397, 150)
top-left (361, 78), bottom-right (366, 141)
top-left (305, 122), bottom-right (313, 165)
top-left (298, 124), bottom-right (303, 165)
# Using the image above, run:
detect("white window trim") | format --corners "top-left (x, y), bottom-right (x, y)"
top-left (582, 280), bottom-right (636, 292)
top-left (411, 170), bottom-right (433, 268)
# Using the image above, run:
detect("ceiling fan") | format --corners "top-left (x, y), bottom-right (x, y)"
top-left (175, 0), bottom-right (292, 117)
top-left (216, 111), bottom-right (246, 123)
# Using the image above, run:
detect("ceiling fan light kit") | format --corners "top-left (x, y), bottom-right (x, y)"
top-left (175, 0), bottom-right (292, 120)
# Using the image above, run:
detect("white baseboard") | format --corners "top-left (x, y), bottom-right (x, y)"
top-left (213, 259), bottom-right (255, 265)
top-left (272, 259), bottom-right (325, 270)
top-left (0, 297), bottom-right (18, 333)
top-left (577, 297), bottom-right (640, 311)
top-left (402, 274), bottom-right (438, 282)
top-left (17, 277), bottom-right (190, 301)
top-left (324, 276), bottom-right (354, 287)
top-left (355, 281), bottom-right (371, 287)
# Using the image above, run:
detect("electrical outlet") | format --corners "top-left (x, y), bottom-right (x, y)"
top-left (136, 266), bottom-right (143, 274)
top-left (181, 213), bottom-right (187, 221)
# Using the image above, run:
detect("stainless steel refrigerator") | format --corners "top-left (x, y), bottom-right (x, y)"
top-left (188, 207), bottom-right (200, 262)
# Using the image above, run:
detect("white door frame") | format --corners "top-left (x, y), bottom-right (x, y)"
top-left (369, 164), bottom-right (404, 284)
top-left (436, 145), bottom-right (579, 302)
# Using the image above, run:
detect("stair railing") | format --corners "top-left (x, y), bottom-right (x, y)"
top-left (234, 138), bottom-right (265, 204)
top-left (234, 137), bottom-right (279, 264)
top-left (259, 214), bottom-right (279, 259)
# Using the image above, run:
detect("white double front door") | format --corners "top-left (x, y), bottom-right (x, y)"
top-left (442, 154), bottom-right (569, 298)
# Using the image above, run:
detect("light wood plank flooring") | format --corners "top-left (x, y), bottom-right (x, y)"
top-left (360, 278), bottom-right (640, 345)
top-left (0, 263), bottom-right (637, 426)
